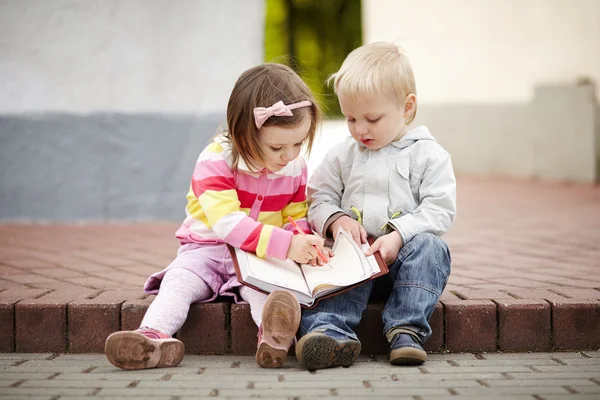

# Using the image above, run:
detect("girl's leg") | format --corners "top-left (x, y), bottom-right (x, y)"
top-left (105, 268), bottom-right (212, 370)
top-left (141, 268), bottom-right (212, 335)
top-left (240, 286), bottom-right (300, 368)
top-left (238, 285), bottom-right (268, 326)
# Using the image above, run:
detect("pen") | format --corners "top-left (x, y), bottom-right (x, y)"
top-left (286, 216), bottom-right (329, 263)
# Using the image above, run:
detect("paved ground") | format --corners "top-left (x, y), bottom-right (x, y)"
top-left (0, 176), bottom-right (599, 355)
top-left (2, 176), bottom-right (599, 295)
top-left (1, 351), bottom-right (600, 399)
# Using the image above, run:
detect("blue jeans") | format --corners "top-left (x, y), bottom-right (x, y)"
top-left (300, 233), bottom-right (451, 344)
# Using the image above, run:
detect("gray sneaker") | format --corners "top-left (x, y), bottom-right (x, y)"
top-left (296, 331), bottom-right (361, 371)
top-left (388, 332), bottom-right (427, 365)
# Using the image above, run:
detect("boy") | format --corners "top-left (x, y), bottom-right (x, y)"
top-left (296, 42), bottom-right (456, 370)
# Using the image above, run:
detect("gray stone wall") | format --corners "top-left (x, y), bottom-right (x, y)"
top-left (414, 84), bottom-right (599, 183)
top-left (0, 113), bottom-right (221, 221)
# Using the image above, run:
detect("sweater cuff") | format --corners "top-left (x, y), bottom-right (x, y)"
top-left (311, 205), bottom-right (346, 237)
top-left (266, 228), bottom-right (294, 260)
top-left (323, 212), bottom-right (347, 238)
top-left (388, 218), bottom-right (415, 245)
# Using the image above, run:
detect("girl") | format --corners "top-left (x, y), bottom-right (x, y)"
top-left (105, 63), bottom-right (328, 370)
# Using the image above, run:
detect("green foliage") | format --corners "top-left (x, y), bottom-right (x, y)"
top-left (265, 0), bottom-right (362, 117)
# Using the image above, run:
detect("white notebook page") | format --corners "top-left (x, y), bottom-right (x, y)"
top-left (237, 250), bottom-right (311, 296)
top-left (302, 228), bottom-right (372, 292)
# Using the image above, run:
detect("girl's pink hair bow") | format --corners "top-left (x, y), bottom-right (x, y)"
top-left (253, 100), bottom-right (312, 129)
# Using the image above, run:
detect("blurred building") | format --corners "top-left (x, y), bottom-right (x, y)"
top-left (0, 0), bottom-right (263, 221)
top-left (363, 0), bottom-right (600, 182)
top-left (1, 0), bottom-right (598, 223)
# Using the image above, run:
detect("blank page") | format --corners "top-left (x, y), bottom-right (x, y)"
top-left (237, 250), bottom-right (311, 296)
top-left (302, 228), bottom-right (370, 292)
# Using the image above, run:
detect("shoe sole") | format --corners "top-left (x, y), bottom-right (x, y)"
top-left (105, 331), bottom-right (185, 370)
top-left (255, 290), bottom-right (301, 368)
top-left (296, 332), bottom-right (361, 371)
top-left (389, 347), bottom-right (427, 365)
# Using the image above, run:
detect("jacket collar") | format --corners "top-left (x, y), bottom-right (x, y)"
top-left (390, 125), bottom-right (437, 149)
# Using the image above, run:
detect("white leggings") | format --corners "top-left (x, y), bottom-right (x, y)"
top-left (140, 268), bottom-right (268, 336)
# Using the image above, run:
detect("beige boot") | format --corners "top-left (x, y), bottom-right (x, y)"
top-left (105, 328), bottom-right (184, 370)
top-left (255, 290), bottom-right (301, 368)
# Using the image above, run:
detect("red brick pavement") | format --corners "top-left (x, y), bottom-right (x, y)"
top-left (1, 176), bottom-right (599, 354)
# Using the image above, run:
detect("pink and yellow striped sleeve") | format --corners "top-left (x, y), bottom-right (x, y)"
top-left (281, 159), bottom-right (311, 235)
top-left (189, 142), bottom-right (293, 260)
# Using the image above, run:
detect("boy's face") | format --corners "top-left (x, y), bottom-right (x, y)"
top-left (258, 112), bottom-right (311, 171)
top-left (338, 92), bottom-right (414, 151)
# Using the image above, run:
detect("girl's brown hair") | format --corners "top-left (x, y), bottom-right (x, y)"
top-left (223, 63), bottom-right (321, 171)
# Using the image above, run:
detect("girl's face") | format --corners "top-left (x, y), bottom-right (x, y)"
top-left (258, 112), bottom-right (312, 171)
top-left (338, 92), bottom-right (415, 151)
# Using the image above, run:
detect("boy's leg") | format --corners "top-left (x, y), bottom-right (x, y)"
top-left (296, 281), bottom-right (373, 370)
top-left (383, 233), bottom-right (451, 365)
top-left (239, 286), bottom-right (300, 368)
top-left (105, 268), bottom-right (211, 370)
top-left (301, 280), bottom-right (373, 338)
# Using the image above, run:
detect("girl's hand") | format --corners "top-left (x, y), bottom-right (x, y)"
top-left (306, 246), bottom-right (334, 267)
top-left (330, 215), bottom-right (367, 246)
top-left (365, 231), bottom-right (403, 265)
top-left (287, 234), bottom-right (325, 264)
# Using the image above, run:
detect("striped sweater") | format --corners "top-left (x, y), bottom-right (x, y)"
top-left (175, 136), bottom-right (311, 260)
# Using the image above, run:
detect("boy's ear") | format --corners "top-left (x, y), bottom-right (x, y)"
top-left (403, 93), bottom-right (416, 118)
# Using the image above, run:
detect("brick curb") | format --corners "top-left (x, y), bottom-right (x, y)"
top-left (1, 288), bottom-right (598, 354)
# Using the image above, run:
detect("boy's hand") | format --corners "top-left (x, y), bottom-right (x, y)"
top-left (287, 234), bottom-right (325, 264)
top-left (365, 231), bottom-right (403, 265)
top-left (330, 215), bottom-right (367, 246)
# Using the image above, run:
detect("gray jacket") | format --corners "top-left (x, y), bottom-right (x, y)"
top-left (307, 125), bottom-right (456, 244)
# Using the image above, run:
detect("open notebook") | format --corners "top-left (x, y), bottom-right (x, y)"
top-left (229, 228), bottom-right (388, 308)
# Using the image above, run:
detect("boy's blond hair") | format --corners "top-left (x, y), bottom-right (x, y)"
top-left (328, 42), bottom-right (417, 124)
